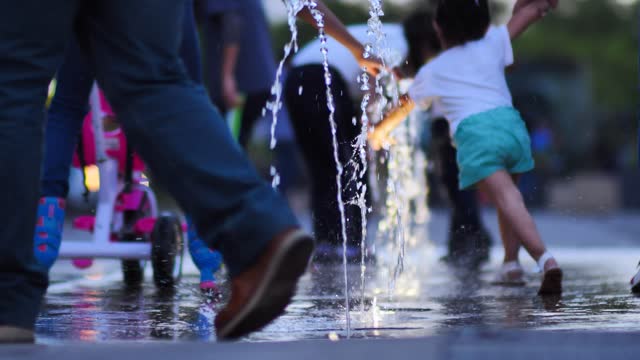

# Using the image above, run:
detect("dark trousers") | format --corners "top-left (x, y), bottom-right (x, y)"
top-left (0, 0), bottom-right (297, 330)
top-left (284, 65), bottom-right (365, 247)
top-left (237, 91), bottom-right (271, 148)
top-left (430, 118), bottom-right (491, 261)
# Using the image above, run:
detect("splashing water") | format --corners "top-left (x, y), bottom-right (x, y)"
top-left (377, 99), bottom-right (429, 298)
top-left (267, 0), bottom-right (429, 336)
top-left (266, 0), bottom-right (310, 188)
top-left (358, 0), bottom-right (430, 298)
top-left (306, 5), bottom-right (353, 337)
top-left (351, 0), bottom-right (387, 317)
top-left (266, 0), bottom-right (353, 336)
top-left (349, 0), bottom-right (416, 317)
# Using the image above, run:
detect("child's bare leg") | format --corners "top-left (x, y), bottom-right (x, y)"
top-left (497, 209), bottom-right (520, 263)
top-left (496, 209), bottom-right (526, 284)
top-left (499, 175), bottom-right (523, 263)
top-left (478, 170), bottom-right (558, 271)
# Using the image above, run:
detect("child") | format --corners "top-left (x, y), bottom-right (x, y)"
top-left (370, 0), bottom-right (562, 294)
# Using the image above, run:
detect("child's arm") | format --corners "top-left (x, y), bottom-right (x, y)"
top-left (507, 0), bottom-right (553, 40)
top-left (368, 94), bottom-right (415, 150)
top-left (512, 0), bottom-right (557, 15)
top-left (296, 1), bottom-right (384, 76)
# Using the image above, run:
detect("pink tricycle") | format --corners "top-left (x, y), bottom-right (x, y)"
top-left (57, 84), bottom-right (184, 288)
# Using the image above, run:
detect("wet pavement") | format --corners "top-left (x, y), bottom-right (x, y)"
top-left (33, 209), bottom-right (640, 343)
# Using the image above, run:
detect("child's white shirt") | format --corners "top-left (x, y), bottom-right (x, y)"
top-left (408, 25), bottom-right (514, 134)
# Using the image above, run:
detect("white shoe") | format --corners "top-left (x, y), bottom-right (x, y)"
top-left (631, 262), bottom-right (640, 294)
top-left (492, 261), bottom-right (526, 286)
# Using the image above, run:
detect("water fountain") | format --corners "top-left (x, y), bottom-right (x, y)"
top-left (266, 0), bottom-right (310, 188)
top-left (307, 4), bottom-right (354, 337)
top-left (267, 0), bottom-right (429, 338)
top-left (265, 0), bottom-right (354, 336)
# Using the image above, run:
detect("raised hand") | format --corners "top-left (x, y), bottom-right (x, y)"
top-left (514, 0), bottom-right (557, 14)
top-left (368, 126), bottom-right (388, 151)
top-left (357, 55), bottom-right (386, 77)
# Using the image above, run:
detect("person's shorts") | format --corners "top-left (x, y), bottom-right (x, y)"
top-left (453, 106), bottom-right (534, 190)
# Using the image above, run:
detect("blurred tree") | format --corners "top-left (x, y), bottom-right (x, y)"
top-left (513, 0), bottom-right (637, 111)
top-left (270, 0), bottom-right (635, 111)
top-left (270, 0), bottom-right (508, 64)
top-left (266, 0), bottom-right (637, 171)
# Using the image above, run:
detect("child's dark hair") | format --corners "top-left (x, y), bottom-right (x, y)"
top-left (435, 0), bottom-right (490, 47)
top-left (402, 10), bottom-right (442, 76)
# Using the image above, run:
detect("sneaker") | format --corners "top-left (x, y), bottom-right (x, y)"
top-left (33, 197), bottom-right (66, 270)
top-left (186, 216), bottom-right (223, 291)
top-left (630, 262), bottom-right (640, 294)
top-left (0, 326), bottom-right (34, 343)
top-left (214, 228), bottom-right (313, 340)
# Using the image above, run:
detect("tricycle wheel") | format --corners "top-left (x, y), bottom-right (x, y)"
top-left (151, 213), bottom-right (184, 288)
top-left (121, 260), bottom-right (145, 288)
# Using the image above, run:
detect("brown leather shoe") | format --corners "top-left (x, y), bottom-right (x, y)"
top-left (0, 326), bottom-right (35, 343)
top-left (215, 228), bottom-right (314, 340)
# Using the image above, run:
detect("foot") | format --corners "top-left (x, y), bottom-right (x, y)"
top-left (189, 237), bottom-right (224, 290)
top-left (630, 262), bottom-right (640, 294)
top-left (492, 261), bottom-right (525, 286)
top-left (537, 252), bottom-right (562, 295)
top-left (33, 197), bottom-right (66, 270)
top-left (186, 216), bottom-right (224, 291)
top-left (214, 228), bottom-right (314, 340)
top-left (0, 326), bottom-right (34, 344)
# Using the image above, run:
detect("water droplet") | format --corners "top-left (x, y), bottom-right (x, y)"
top-left (363, 43), bottom-right (373, 59)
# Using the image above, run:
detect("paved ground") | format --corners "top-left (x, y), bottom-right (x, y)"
top-left (3, 330), bottom-right (640, 360)
top-left (25, 209), bottom-right (640, 342)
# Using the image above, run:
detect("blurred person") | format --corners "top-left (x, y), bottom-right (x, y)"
top-left (33, 0), bottom-right (226, 293)
top-left (196, 0), bottom-right (303, 191)
top-left (197, 0), bottom-right (276, 148)
top-left (427, 116), bottom-right (493, 266)
top-left (369, 0), bottom-right (563, 294)
top-left (286, 11), bottom-right (491, 266)
top-left (284, 23), bottom-right (409, 263)
top-left (402, 11), bottom-right (493, 266)
top-left (0, 0), bottom-right (381, 342)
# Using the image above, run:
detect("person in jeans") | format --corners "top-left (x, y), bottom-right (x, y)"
top-left (0, 0), bottom-right (381, 342)
top-left (33, 0), bottom-right (225, 292)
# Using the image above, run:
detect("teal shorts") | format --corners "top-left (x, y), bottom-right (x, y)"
top-left (453, 106), bottom-right (534, 190)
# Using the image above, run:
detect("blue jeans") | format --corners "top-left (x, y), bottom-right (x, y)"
top-left (43, 0), bottom-right (202, 197)
top-left (0, 0), bottom-right (297, 330)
